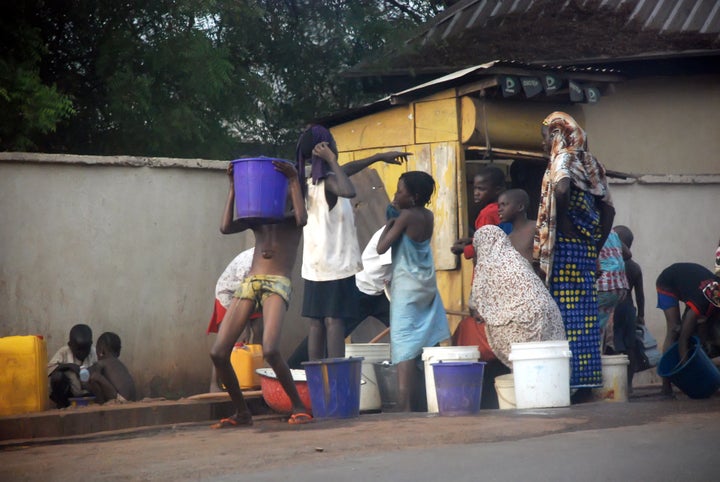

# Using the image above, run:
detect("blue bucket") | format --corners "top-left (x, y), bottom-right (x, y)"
top-left (231, 157), bottom-right (291, 221)
top-left (302, 357), bottom-right (364, 419)
top-left (657, 336), bottom-right (720, 399)
top-left (432, 361), bottom-right (486, 416)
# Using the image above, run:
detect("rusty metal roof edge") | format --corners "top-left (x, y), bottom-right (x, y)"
top-left (529, 48), bottom-right (720, 66)
top-left (317, 60), bottom-right (624, 126)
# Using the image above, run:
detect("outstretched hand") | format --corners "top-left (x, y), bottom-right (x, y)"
top-left (375, 151), bottom-right (411, 165)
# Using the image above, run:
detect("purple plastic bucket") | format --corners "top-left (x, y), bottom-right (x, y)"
top-left (302, 357), bottom-right (363, 420)
top-left (432, 361), bottom-right (486, 416)
top-left (231, 157), bottom-right (291, 221)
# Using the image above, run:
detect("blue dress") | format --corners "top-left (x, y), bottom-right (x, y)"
top-left (549, 188), bottom-right (603, 388)
top-left (390, 235), bottom-right (451, 363)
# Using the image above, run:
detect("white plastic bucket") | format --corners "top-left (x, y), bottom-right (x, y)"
top-left (592, 354), bottom-right (630, 402)
top-left (422, 346), bottom-right (480, 413)
top-left (345, 343), bottom-right (391, 411)
top-left (494, 373), bottom-right (516, 410)
top-left (508, 341), bottom-right (572, 409)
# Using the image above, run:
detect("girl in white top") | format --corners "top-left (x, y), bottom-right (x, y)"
top-left (297, 125), bottom-right (409, 360)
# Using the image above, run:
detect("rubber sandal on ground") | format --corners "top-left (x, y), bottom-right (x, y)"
top-left (211, 416), bottom-right (252, 429)
top-left (288, 412), bottom-right (313, 425)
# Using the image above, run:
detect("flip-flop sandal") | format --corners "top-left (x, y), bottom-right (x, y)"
top-left (211, 416), bottom-right (252, 429)
top-left (288, 412), bottom-right (313, 425)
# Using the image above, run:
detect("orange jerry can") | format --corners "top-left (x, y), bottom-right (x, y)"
top-left (230, 343), bottom-right (263, 389)
top-left (0, 335), bottom-right (49, 416)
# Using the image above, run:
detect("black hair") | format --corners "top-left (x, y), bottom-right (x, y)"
top-left (69, 324), bottom-right (93, 346)
top-left (501, 189), bottom-right (530, 210)
top-left (400, 171), bottom-right (435, 206)
top-left (476, 165), bottom-right (506, 189)
top-left (97, 332), bottom-right (122, 357)
top-left (297, 128), bottom-right (317, 160)
top-left (297, 125), bottom-right (338, 160)
top-left (614, 225), bottom-right (634, 248)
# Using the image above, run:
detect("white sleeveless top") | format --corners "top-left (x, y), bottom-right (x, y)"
top-left (302, 178), bottom-right (362, 281)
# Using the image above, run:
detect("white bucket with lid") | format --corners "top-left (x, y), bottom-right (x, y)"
top-left (508, 340), bottom-right (572, 409)
top-left (421, 346), bottom-right (480, 413)
top-left (592, 354), bottom-right (630, 402)
top-left (345, 343), bottom-right (391, 411)
top-left (494, 373), bottom-right (516, 409)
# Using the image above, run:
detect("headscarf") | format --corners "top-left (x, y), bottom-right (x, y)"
top-left (533, 112), bottom-right (612, 284)
top-left (470, 225), bottom-right (565, 366)
top-left (295, 124), bottom-right (338, 185)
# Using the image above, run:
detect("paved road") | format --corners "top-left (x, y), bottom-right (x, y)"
top-left (228, 417), bottom-right (718, 482)
top-left (2, 389), bottom-right (719, 481)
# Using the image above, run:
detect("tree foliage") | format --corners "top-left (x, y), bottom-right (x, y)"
top-left (1, 1), bottom-right (453, 158)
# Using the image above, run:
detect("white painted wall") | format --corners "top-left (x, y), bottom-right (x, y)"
top-left (0, 154), bottom-right (308, 398)
top-left (610, 181), bottom-right (720, 354)
top-left (584, 74), bottom-right (720, 176)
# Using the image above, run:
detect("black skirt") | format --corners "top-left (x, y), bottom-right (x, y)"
top-left (302, 275), bottom-right (360, 319)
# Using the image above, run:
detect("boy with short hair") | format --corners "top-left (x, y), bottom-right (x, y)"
top-left (210, 158), bottom-right (310, 427)
top-left (497, 188), bottom-right (536, 263)
top-left (47, 324), bottom-right (97, 408)
top-left (451, 165), bottom-right (509, 259)
top-left (613, 225), bottom-right (645, 388)
top-left (88, 332), bottom-right (137, 403)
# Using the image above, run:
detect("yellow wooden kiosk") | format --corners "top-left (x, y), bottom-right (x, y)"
top-left (323, 61), bottom-right (622, 334)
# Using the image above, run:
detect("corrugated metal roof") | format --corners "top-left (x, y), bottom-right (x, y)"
top-left (409, 0), bottom-right (720, 47)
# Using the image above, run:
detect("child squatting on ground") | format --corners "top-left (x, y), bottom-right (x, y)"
top-left (209, 158), bottom-right (311, 427)
top-left (47, 324), bottom-right (97, 409)
top-left (88, 332), bottom-right (137, 404)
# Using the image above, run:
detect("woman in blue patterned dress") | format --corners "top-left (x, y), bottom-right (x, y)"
top-left (533, 112), bottom-right (615, 392)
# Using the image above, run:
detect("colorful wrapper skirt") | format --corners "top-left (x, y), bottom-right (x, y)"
top-left (548, 189), bottom-right (603, 388)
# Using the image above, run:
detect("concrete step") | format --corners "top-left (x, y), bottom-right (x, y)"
top-left (0, 391), bottom-right (269, 444)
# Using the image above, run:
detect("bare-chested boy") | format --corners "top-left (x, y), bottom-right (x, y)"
top-left (497, 189), bottom-right (536, 263)
top-left (210, 158), bottom-right (310, 427)
top-left (88, 332), bottom-right (137, 403)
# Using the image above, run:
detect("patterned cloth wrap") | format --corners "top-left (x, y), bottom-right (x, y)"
top-left (470, 225), bottom-right (566, 367)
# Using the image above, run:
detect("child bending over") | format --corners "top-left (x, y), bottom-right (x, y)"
top-left (210, 158), bottom-right (310, 427)
top-left (655, 262), bottom-right (720, 395)
top-left (88, 332), bottom-right (137, 403)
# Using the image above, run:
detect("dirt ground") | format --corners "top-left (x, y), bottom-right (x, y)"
top-left (2, 388), bottom-right (719, 481)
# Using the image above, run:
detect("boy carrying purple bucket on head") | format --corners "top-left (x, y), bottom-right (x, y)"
top-left (209, 156), bottom-right (311, 427)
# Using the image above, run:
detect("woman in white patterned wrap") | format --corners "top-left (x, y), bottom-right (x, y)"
top-left (469, 225), bottom-right (566, 367)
